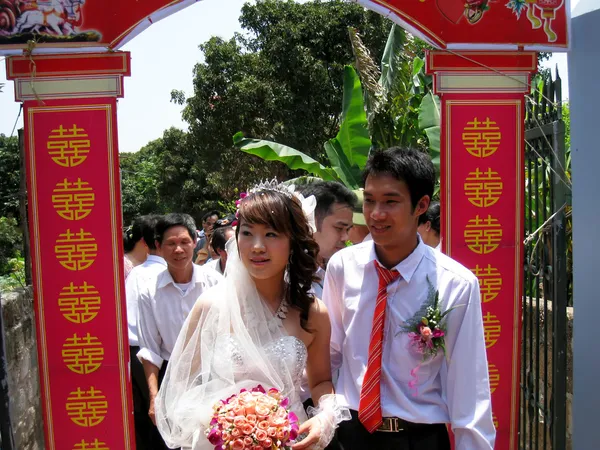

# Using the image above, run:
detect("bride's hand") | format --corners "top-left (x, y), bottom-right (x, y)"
top-left (291, 416), bottom-right (322, 450)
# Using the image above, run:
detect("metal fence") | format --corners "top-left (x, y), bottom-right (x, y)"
top-left (520, 73), bottom-right (570, 450)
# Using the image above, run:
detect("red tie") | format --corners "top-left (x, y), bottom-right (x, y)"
top-left (358, 261), bottom-right (400, 433)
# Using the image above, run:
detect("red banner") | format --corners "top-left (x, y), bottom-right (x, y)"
top-left (361, 0), bottom-right (569, 49)
top-left (24, 98), bottom-right (134, 450)
top-left (442, 97), bottom-right (524, 450)
top-left (0, 0), bottom-right (195, 51)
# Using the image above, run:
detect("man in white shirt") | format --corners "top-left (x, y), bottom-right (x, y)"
top-left (125, 214), bottom-right (166, 450)
top-left (322, 148), bottom-right (495, 449)
top-left (137, 213), bottom-right (223, 449)
top-left (205, 226), bottom-right (234, 275)
top-left (297, 181), bottom-right (356, 299)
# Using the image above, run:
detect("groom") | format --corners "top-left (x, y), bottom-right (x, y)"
top-left (322, 147), bottom-right (495, 449)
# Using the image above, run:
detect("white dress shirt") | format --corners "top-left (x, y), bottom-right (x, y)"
top-left (311, 266), bottom-right (326, 300)
top-left (322, 239), bottom-right (495, 449)
top-left (137, 263), bottom-right (223, 368)
top-left (205, 256), bottom-right (224, 275)
top-left (125, 255), bottom-right (167, 346)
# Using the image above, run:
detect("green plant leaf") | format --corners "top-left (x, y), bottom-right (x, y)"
top-left (323, 138), bottom-right (362, 189)
top-left (337, 66), bottom-right (371, 169)
top-left (380, 24), bottom-right (406, 94)
top-left (418, 92), bottom-right (441, 170)
top-left (236, 137), bottom-right (339, 182)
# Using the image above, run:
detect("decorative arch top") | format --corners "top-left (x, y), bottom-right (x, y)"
top-left (356, 0), bottom-right (569, 51)
top-left (0, 0), bottom-right (569, 55)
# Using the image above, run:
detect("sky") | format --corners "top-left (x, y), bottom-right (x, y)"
top-left (0, 0), bottom-right (579, 153)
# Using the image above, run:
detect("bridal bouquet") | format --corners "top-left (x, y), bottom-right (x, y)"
top-left (206, 385), bottom-right (300, 450)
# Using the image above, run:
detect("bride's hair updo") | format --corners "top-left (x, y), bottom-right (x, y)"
top-left (236, 189), bottom-right (320, 332)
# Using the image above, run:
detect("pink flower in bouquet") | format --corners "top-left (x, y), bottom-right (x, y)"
top-left (257, 420), bottom-right (270, 430)
top-left (255, 404), bottom-right (271, 418)
top-left (244, 436), bottom-right (254, 446)
top-left (231, 427), bottom-right (241, 438)
top-left (261, 438), bottom-right (273, 448)
top-left (420, 326), bottom-right (432, 340)
top-left (242, 423), bottom-right (254, 435)
top-left (231, 439), bottom-right (245, 450)
top-left (207, 428), bottom-right (223, 446)
top-left (267, 427), bottom-right (278, 438)
top-left (255, 429), bottom-right (268, 441)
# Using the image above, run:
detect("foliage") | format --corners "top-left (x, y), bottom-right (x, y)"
top-left (0, 256), bottom-right (25, 293)
top-left (236, 65), bottom-right (371, 189)
top-left (0, 134), bottom-right (21, 219)
top-left (119, 0), bottom-right (391, 220)
top-left (349, 24), bottom-right (440, 168)
top-left (0, 216), bottom-right (22, 275)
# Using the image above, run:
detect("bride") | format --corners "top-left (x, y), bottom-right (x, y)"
top-left (155, 183), bottom-right (348, 450)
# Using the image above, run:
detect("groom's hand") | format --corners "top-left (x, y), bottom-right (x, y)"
top-left (148, 394), bottom-right (157, 425)
top-left (292, 416), bottom-right (321, 449)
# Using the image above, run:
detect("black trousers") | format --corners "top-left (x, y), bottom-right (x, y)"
top-left (130, 348), bottom-right (174, 450)
top-left (334, 410), bottom-right (451, 450)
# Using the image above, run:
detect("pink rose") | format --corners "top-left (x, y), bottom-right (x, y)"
top-left (255, 404), bottom-right (270, 417)
top-left (261, 438), bottom-right (273, 448)
top-left (233, 406), bottom-right (245, 416)
top-left (231, 428), bottom-right (241, 438)
top-left (420, 326), bottom-right (432, 339)
top-left (245, 401), bottom-right (256, 415)
top-left (269, 417), bottom-right (286, 427)
top-left (231, 439), bottom-right (245, 450)
top-left (244, 436), bottom-right (254, 446)
top-left (233, 416), bottom-right (247, 428)
top-left (267, 427), bottom-right (278, 438)
top-left (241, 424), bottom-right (254, 435)
top-left (246, 414), bottom-right (257, 424)
top-left (255, 429), bottom-right (268, 441)
top-left (257, 420), bottom-right (270, 430)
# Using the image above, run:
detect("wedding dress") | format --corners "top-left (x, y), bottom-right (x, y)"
top-left (155, 236), bottom-right (313, 450)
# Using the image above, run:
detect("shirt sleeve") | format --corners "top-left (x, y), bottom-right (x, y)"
top-left (136, 284), bottom-right (164, 369)
top-left (443, 278), bottom-right (496, 449)
top-left (321, 258), bottom-right (344, 373)
top-left (125, 270), bottom-right (139, 341)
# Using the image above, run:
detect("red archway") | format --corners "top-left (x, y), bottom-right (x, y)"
top-left (1, 1), bottom-right (569, 449)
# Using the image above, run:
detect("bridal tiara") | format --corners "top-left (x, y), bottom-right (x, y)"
top-left (247, 178), bottom-right (294, 198)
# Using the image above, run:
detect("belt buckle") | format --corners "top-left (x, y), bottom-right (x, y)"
top-left (379, 417), bottom-right (404, 433)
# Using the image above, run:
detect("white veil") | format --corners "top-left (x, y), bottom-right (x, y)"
top-left (155, 187), bottom-right (316, 450)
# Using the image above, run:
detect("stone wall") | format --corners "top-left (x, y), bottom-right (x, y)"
top-left (1, 287), bottom-right (45, 450)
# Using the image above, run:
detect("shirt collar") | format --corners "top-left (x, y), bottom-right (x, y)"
top-left (157, 263), bottom-right (203, 289)
top-left (358, 236), bottom-right (426, 284)
top-left (146, 255), bottom-right (167, 266)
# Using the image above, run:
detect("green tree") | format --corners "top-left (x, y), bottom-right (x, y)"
top-left (167, 0), bottom-right (390, 203)
top-left (0, 134), bottom-right (21, 219)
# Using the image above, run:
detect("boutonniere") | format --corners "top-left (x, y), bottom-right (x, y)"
top-left (396, 276), bottom-right (462, 394)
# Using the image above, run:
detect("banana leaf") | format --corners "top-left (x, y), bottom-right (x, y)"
top-left (323, 137), bottom-right (362, 189)
top-left (418, 92), bottom-right (441, 170)
top-left (234, 132), bottom-right (339, 182)
top-left (336, 66), bottom-right (371, 169)
top-left (380, 24), bottom-right (406, 94)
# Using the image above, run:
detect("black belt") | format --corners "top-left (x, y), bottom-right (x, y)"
top-left (350, 410), bottom-right (440, 433)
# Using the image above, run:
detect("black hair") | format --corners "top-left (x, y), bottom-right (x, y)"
top-left (123, 215), bottom-right (160, 252)
top-left (211, 226), bottom-right (234, 253)
top-left (155, 213), bottom-right (197, 244)
top-left (418, 201), bottom-right (440, 235)
top-left (298, 181), bottom-right (357, 230)
top-left (202, 210), bottom-right (220, 223)
top-left (362, 147), bottom-right (435, 210)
